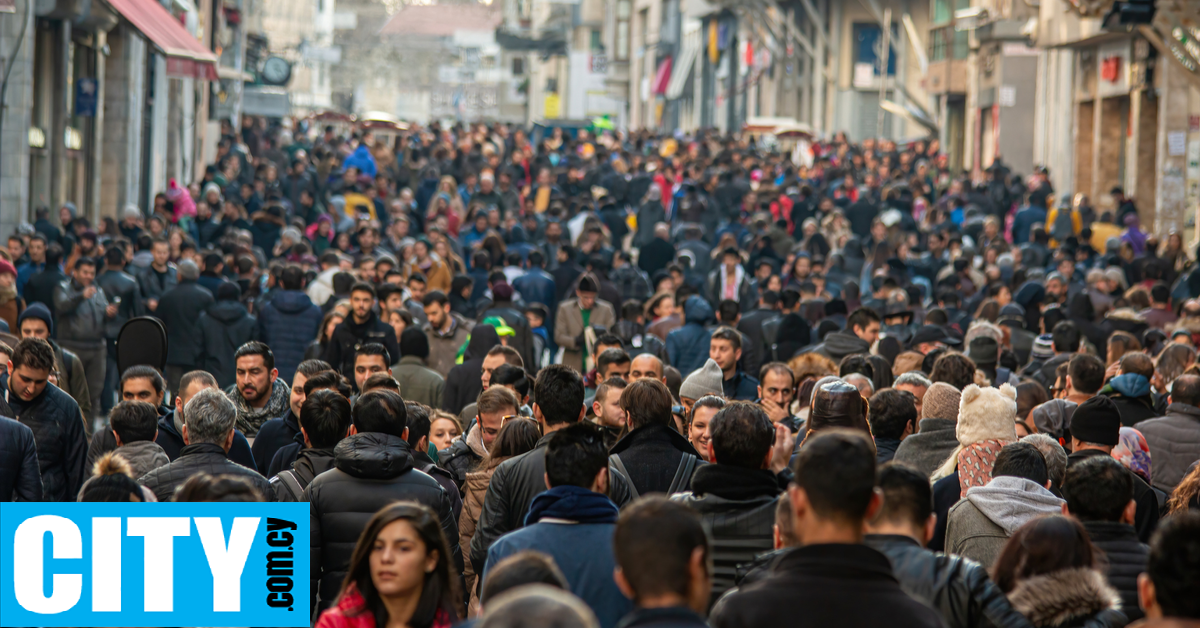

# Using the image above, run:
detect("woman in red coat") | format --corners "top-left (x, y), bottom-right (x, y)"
top-left (316, 503), bottom-right (459, 628)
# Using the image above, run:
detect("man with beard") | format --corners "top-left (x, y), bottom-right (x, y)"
top-left (17, 303), bottom-right (91, 418)
top-left (136, 238), bottom-right (177, 313)
top-left (224, 341), bottom-right (291, 438)
top-left (322, 282), bottom-right (400, 383)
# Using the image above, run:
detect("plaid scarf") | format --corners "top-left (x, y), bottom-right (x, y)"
top-left (224, 378), bottom-right (291, 437)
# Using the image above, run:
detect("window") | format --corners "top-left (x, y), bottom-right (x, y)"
top-left (933, 0), bottom-right (951, 23)
top-left (853, 23), bottom-right (897, 76)
top-left (512, 57), bottom-right (525, 75)
top-left (616, 0), bottom-right (631, 60)
top-left (590, 29), bottom-right (602, 51)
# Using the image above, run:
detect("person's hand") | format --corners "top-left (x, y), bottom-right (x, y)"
top-left (768, 423), bottom-right (795, 474)
top-left (147, 298), bottom-right (158, 311)
top-left (1152, 371), bottom-right (1166, 394)
top-left (575, 333), bottom-right (586, 348)
top-left (105, 304), bottom-right (118, 318)
top-left (761, 397), bottom-right (791, 424)
top-left (83, 286), bottom-right (96, 299)
top-left (1105, 361), bottom-right (1120, 381)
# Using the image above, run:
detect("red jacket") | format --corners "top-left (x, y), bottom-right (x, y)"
top-left (316, 586), bottom-right (452, 628)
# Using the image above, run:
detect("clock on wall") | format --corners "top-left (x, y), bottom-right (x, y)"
top-left (261, 56), bottom-right (292, 86)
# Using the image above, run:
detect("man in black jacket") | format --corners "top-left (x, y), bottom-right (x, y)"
top-left (269, 389), bottom-right (349, 502)
top-left (4, 337), bottom-right (87, 502)
top-left (322, 282), bottom-right (399, 384)
top-left (610, 378), bottom-right (702, 496)
top-left (439, 384), bottom-right (520, 489)
top-left (736, 291), bottom-right (781, 379)
top-left (157, 370), bottom-right (257, 470)
top-left (24, 243), bottom-right (67, 316)
top-left (307, 389), bottom-right (459, 614)
top-left (136, 237), bottom-right (177, 312)
top-left (865, 463), bottom-right (1035, 628)
top-left (158, 260), bottom-right (214, 393)
top-left (138, 386), bottom-right (271, 502)
top-left (0, 414), bottom-right (43, 501)
top-left (675, 402), bottom-right (792, 603)
top-left (710, 430), bottom-right (943, 628)
top-left (470, 365), bottom-right (634, 580)
top-left (1063, 456), bottom-right (1148, 621)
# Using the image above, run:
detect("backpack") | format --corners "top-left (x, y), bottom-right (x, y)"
top-left (269, 470), bottom-right (306, 501)
top-left (609, 452), bottom-right (698, 499)
top-left (1052, 208), bottom-right (1076, 242)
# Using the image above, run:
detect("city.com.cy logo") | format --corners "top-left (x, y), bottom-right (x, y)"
top-left (0, 502), bottom-right (309, 627)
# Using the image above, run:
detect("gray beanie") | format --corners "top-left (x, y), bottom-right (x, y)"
top-left (679, 359), bottom-right (724, 400)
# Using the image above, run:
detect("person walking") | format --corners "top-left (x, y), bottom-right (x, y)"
top-left (256, 264), bottom-right (322, 383)
top-left (157, 260), bottom-right (215, 393)
top-left (198, 283), bottom-right (258, 389)
top-left (555, 275), bottom-right (616, 373)
top-left (52, 256), bottom-right (113, 428)
top-left (0, 414), bottom-right (42, 502)
top-left (390, 328), bottom-right (445, 409)
top-left (322, 282), bottom-right (400, 384)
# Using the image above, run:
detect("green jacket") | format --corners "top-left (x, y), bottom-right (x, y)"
top-left (391, 356), bottom-right (446, 409)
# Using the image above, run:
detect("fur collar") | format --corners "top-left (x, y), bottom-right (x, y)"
top-left (1008, 568), bottom-right (1121, 627)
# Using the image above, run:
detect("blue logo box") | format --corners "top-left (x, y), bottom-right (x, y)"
top-left (1, 502), bottom-right (309, 627)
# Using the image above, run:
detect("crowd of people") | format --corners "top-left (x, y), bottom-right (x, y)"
top-left (1, 116), bottom-right (1200, 628)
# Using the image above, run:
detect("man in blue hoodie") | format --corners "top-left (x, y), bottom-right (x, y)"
top-left (666, 295), bottom-right (714, 376)
top-left (483, 422), bottom-right (631, 628)
top-left (256, 264), bottom-right (323, 383)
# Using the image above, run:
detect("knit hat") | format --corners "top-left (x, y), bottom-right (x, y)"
top-left (0, 259), bottom-right (16, 278)
top-left (400, 327), bottom-right (430, 359)
top-left (1071, 395), bottom-right (1121, 446)
top-left (492, 281), bottom-right (514, 301)
top-left (679, 359), bottom-right (723, 400)
top-left (17, 302), bottom-right (53, 335)
top-left (922, 382), bottom-right (962, 422)
top-left (957, 384), bottom-right (1018, 446)
top-left (967, 336), bottom-right (999, 366)
top-left (1031, 334), bottom-right (1055, 361)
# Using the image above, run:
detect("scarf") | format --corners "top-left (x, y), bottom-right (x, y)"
top-left (1113, 427), bottom-right (1152, 484)
top-left (720, 263), bottom-right (745, 301)
top-left (525, 485), bottom-right (619, 526)
top-left (225, 379), bottom-right (292, 437)
top-left (958, 439), bottom-right (1012, 497)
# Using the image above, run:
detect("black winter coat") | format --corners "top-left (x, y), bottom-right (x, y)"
top-left (1082, 521), bottom-right (1148, 622)
top-left (306, 432), bottom-right (460, 613)
top-left (256, 290), bottom-right (323, 383)
top-left (137, 264), bottom-right (178, 303)
top-left (158, 280), bottom-right (215, 368)
top-left (1069, 449), bottom-right (1160, 542)
top-left (198, 300), bottom-right (258, 389)
top-left (865, 534), bottom-right (1035, 628)
top-left (0, 414), bottom-right (42, 501)
top-left (4, 373), bottom-right (86, 502)
top-left (673, 464), bottom-right (781, 603)
top-left (437, 436), bottom-right (482, 489)
top-left (154, 410), bottom-right (259, 472)
top-left (138, 442), bottom-right (273, 502)
top-left (469, 433), bottom-right (634, 577)
top-left (24, 268), bottom-right (67, 315)
top-left (617, 607), bottom-right (709, 628)
top-left (321, 312), bottom-right (400, 384)
top-left (610, 424), bottom-right (701, 496)
top-left (710, 544), bottom-right (945, 628)
top-left (413, 448), bottom-right (463, 523)
top-left (97, 269), bottom-right (144, 339)
top-left (251, 410), bottom-right (301, 475)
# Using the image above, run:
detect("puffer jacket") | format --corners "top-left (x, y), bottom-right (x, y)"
top-left (198, 300), bottom-right (258, 389)
top-left (1007, 568), bottom-right (1127, 628)
top-left (865, 534), bottom-right (1035, 628)
top-left (460, 455), bottom-right (507, 614)
top-left (665, 296), bottom-right (715, 375)
top-left (1134, 402), bottom-right (1200, 493)
top-left (111, 440), bottom-right (171, 478)
top-left (257, 289), bottom-right (323, 382)
top-left (469, 434), bottom-right (634, 578)
top-left (438, 424), bottom-right (486, 489)
top-left (53, 279), bottom-right (109, 346)
top-left (138, 442), bottom-right (273, 502)
top-left (1101, 374), bottom-right (1160, 427)
top-left (1082, 521), bottom-right (1148, 622)
top-left (306, 432), bottom-right (459, 614)
top-left (0, 414), bottom-right (42, 501)
top-left (3, 372), bottom-right (87, 502)
top-left (672, 463), bottom-right (782, 603)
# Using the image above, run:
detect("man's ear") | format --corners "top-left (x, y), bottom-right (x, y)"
top-left (300, 427), bottom-right (312, 449)
top-left (1061, 502), bottom-right (1070, 516)
top-left (533, 403), bottom-right (543, 421)
top-left (864, 487), bottom-right (884, 521)
top-left (1138, 573), bottom-right (1158, 615)
top-left (577, 404), bottom-right (587, 423)
top-left (112, 429), bottom-right (124, 448)
top-left (613, 567), bottom-right (635, 601)
top-left (544, 472), bottom-right (552, 491)
top-left (923, 513), bottom-right (937, 545)
top-left (402, 427), bottom-right (409, 442)
top-left (592, 400), bottom-right (603, 417)
top-left (224, 429), bottom-right (235, 451)
top-left (1122, 499), bottom-right (1137, 526)
top-left (182, 424), bottom-right (190, 445)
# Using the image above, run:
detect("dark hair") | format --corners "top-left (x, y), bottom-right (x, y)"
top-left (44, 243), bottom-right (64, 266)
top-left (179, 370), bottom-right (218, 395)
top-left (1120, 352), bottom-right (1155, 378)
top-left (596, 348), bottom-right (631, 376)
top-left (121, 365), bottom-right (166, 398)
top-left (868, 389), bottom-right (917, 441)
top-left (1170, 373), bottom-right (1200, 406)
top-left (400, 327), bottom-right (431, 360)
top-left (480, 551), bottom-right (568, 605)
top-left (1052, 320), bottom-right (1082, 353)
top-left (876, 462), bottom-right (933, 529)
top-left (687, 395), bottom-right (726, 429)
top-left (1151, 282), bottom-right (1171, 305)
top-left (480, 416), bottom-right (541, 471)
top-left (304, 370), bottom-right (349, 396)
top-left (79, 453), bottom-right (144, 502)
top-left (11, 337), bottom-right (55, 371)
top-left (1062, 455), bottom-right (1134, 522)
top-left (352, 389), bottom-right (408, 437)
top-left (838, 354), bottom-right (874, 379)
top-left (709, 402), bottom-right (774, 468)
top-left (173, 474), bottom-right (263, 502)
top-left (337, 502), bottom-right (458, 627)
top-left (423, 290), bottom-right (450, 307)
top-left (1067, 354), bottom-right (1106, 395)
top-left (544, 422), bottom-right (609, 488)
top-left (234, 341), bottom-right (275, 372)
top-left (791, 430), bottom-right (877, 523)
top-left (847, 307), bottom-right (881, 334)
top-left (620, 378), bottom-right (674, 430)
top-left (1146, 511), bottom-right (1200, 618)
top-left (404, 402), bottom-right (433, 449)
top-left (109, 400), bottom-right (159, 443)
top-left (280, 264), bottom-right (305, 290)
top-left (491, 364), bottom-right (531, 399)
top-left (993, 516), bottom-right (1096, 593)
top-left (297, 359), bottom-right (333, 378)
top-left (930, 352), bottom-right (976, 390)
top-left (527, 250), bottom-right (545, 268)
top-left (992, 441), bottom-right (1049, 486)
top-left (613, 496), bottom-right (709, 603)
top-left (717, 300), bottom-right (741, 324)
top-left (576, 273), bottom-right (599, 293)
top-left (350, 281), bottom-right (377, 299)
top-left (105, 246), bottom-right (125, 267)
top-left (533, 365), bottom-right (585, 426)
top-left (301, 389), bottom-right (353, 448)
top-left (711, 326), bottom-right (742, 351)
top-left (356, 342), bottom-right (392, 366)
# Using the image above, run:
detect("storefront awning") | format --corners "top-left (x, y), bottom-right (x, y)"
top-left (103, 0), bottom-right (218, 80)
top-left (665, 28), bottom-right (701, 100)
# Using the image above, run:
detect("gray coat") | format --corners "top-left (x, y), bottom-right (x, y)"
top-left (1135, 402), bottom-right (1200, 493)
top-left (53, 279), bottom-right (109, 346)
top-left (945, 476), bottom-right (1065, 568)
top-left (893, 418), bottom-right (960, 477)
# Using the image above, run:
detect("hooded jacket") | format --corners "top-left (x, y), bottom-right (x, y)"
top-left (152, 409), bottom-right (258, 471)
top-left (1135, 402), bottom-right (1200, 493)
top-left (1101, 374), bottom-right (1160, 427)
top-left (322, 310), bottom-right (400, 384)
top-left (307, 432), bottom-right (459, 613)
top-left (257, 289), bottom-right (323, 382)
top-left (442, 325), bottom-right (501, 415)
top-left (893, 418), bottom-right (961, 478)
top-left (666, 296), bottom-right (715, 375)
top-left (1007, 568), bottom-right (1125, 628)
top-left (198, 299), bottom-right (257, 388)
top-left (945, 476), bottom-right (1066, 568)
top-left (251, 410), bottom-right (301, 474)
top-left (270, 446), bottom-right (336, 502)
top-left (138, 441), bottom-right (272, 502)
top-left (3, 372), bottom-right (87, 502)
top-left (1081, 521), bottom-right (1147, 622)
top-left (610, 423), bottom-right (702, 496)
top-left (111, 440), bottom-right (171, 478)
top-left (437, 422), bottom-right (487, 488)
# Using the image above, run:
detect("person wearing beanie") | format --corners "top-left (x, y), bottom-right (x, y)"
top-left (197, 282), bottom-right (257, 389)
top-left (16, 302), bottom-right (91, 416)
top-left (1068, 395), bottom-right (1161, 542)
top-left (391, 327), bottom-right (445, 409)
top-left (555, 273), bottom-right (617, 373)
top-left (894, 381), bottom-right (963, 477)
top-left (0, 257), bottom-right (23, 333)
top-left (678, 358), bottom-right (724, 414)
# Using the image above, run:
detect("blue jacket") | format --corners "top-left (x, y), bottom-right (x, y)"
top-left (666, 296), bottom-right (715, 376)
top-left (512, 268), bottom-right (557, 311)
top-left (257, 289), bottom-right (323, 382)
top-left (16, 261), bottom-right (44, 296)
top-left (1011, 205), bottom-right (1046, 246)
top-left (342, 144), bottom-right (377, 178)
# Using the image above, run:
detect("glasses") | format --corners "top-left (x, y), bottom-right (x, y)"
top-left (499, 415), bottom-right (523, 429)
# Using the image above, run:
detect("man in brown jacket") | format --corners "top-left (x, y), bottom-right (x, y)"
top-left (554, 274), bottom-right (616, 373)
top-left (423, 290), bottom-right (474, 377)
